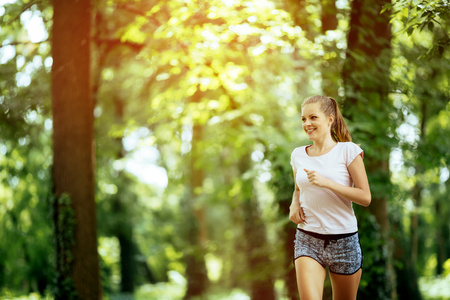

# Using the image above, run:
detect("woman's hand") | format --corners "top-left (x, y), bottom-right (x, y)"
top-left (290, 172), bottom-right (306, 224)
top-left (289, 203), bottom-right (307, 224)
top-left (304, 169), bottom-right (330, 188)
top-left (304, 155), bottom-right (372, 207)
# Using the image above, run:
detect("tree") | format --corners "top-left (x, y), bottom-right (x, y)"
top-left (342, 0), bottom-right (397, 298)
top-left (386, 0), bottom-right (449, 296)
top-left (388, 4), bottom-right (449, 292)
top-left (183, 89), bottom-right (209, 298)
top-left (51, 0), bottom-right (101, 298)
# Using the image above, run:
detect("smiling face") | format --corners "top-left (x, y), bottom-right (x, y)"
top-left (301, 102), bottom-right (334, 142)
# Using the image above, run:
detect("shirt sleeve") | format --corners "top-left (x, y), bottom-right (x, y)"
top-left (290, 148), bottom-right (297, 173)
top-left (345, 143), bottom-right (364, 167)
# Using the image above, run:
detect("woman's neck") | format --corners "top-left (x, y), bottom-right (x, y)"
top-left (311, 138), bottom-right (337, 153)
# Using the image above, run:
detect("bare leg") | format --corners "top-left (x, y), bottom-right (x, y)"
top-left (329, 268), bottom-right (362, 300)
top-left (295, 257), bottom-right (327, 300)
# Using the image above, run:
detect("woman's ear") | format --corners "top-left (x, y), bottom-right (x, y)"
top-left (329, 114), bottom-right (335, 127)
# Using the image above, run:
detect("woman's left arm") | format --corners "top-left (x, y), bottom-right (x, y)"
top-left (304, 155), bottom-right (371, 207)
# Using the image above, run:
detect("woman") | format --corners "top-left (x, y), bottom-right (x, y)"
top-left (289, 95), bottom-right (371, 300)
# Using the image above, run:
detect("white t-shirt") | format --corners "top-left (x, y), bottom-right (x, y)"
top-left (290, 142), bottom-right (363, 235)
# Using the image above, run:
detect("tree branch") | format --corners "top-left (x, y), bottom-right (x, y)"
top-left (0, 39), bottom-right (50, 49)
top-left (93, 37), bottom-right (144, 53)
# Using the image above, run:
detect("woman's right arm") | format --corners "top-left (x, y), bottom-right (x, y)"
top-left (289, 171), bottom-right (306, 224)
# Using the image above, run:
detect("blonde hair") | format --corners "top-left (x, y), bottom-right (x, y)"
top-left (302, 95), bottom-right (352, 142)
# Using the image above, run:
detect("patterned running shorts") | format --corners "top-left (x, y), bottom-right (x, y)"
top-left (294, 228), bottom-right (363, 275)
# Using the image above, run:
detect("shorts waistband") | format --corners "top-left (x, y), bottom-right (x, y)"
top-left (297, 228), bottom-right (357, 249)
top-left (297, 228), bottom-right (357, 240)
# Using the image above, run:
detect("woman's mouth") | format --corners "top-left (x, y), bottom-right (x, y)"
top-left (305, 128), bottom-right (315, 135)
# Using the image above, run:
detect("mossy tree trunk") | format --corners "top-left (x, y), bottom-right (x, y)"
top-left (52, 0), bottom-right (101, 298)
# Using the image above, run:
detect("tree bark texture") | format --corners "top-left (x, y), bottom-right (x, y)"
top-left (52, 0), bottom-right (101, 298)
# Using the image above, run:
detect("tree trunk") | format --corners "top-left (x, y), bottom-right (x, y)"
top-left (436, 179), bottom-right (450, 275)
top-left (320, 0), bottom-right (338, 32)
top-left (239, 156), bottom-right (276, 300)
top-left (320, 0), bottom-right (340, 97)
top-left (117, 228), bottom-right (136, 293)
top-left (392, 216), bottom-right (422, 300)
top-left (183, 90), bottom-right (209, 298)
top-left (411, 177), bottom-right (423, 266)
top-left (52, 0), bottom-right (101, 298)
top-left (278, 199), bottom-right (299, 300)
top-left (242, 198), bottom-right (276, 300)
top-left (110, 98), bottom-right (138, 294)
top-left (411, 100), bottom-right (427, 266)
top-left (282, 0), bottom-right (314, 41)
top-left (342, 0), bottom-right (397, 299)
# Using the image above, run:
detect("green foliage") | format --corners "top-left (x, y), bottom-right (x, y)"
top-left (1, 0), bottom-right (450, 298)
top-left (0, 0), bottom-right (55, 296)
top-left (389, 0), bottom-right (450, 58)
top-left (92, 1), bottom-right (315, 294)
top-left (389, 0), bottom-right (450, 281)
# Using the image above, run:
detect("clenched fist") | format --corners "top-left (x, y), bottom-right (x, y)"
top-left (304, 169), bottom-right (330, 188)
top-left (289, 204), bottom-right (307, 224)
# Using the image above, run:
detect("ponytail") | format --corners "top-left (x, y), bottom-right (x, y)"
top-left (302, 95), bottom-right (352, 142)
top-left (328, 97), bottom-right (352, 142)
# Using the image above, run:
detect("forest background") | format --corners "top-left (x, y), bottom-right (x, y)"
top-left (0, 0), bottom-right (449, 299)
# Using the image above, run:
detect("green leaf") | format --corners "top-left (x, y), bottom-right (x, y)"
top-left (381, 3), bottom-right (393, 14)
top-left (402, 7), bottom-right (409, 18)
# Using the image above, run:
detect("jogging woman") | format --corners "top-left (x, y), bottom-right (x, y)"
top-left (289, 95), bottom-right (371, 300)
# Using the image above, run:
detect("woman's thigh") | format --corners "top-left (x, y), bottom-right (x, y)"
top-left (295, 256), bottom-right (327, 300)
top-left (329, 268), bottom-right (362, 300)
